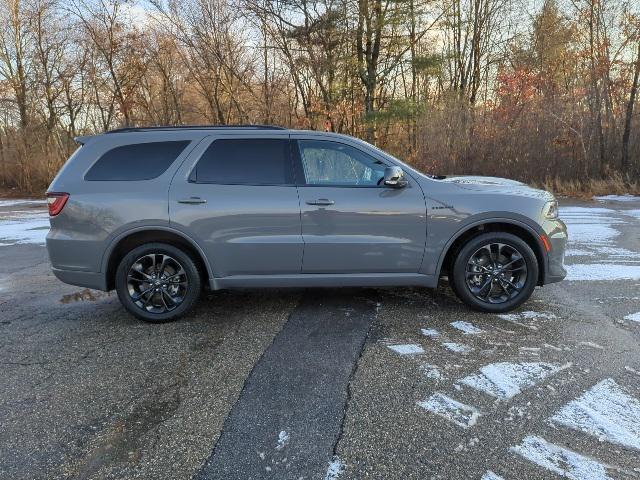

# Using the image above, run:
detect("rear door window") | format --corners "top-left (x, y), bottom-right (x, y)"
top-left (192, 138), bottom-right (292, 185)
top-left (85, 141), bottom-right (190, 181)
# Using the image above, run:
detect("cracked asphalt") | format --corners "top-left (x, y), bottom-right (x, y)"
top-left (1, 198), bottom-right (640, 480)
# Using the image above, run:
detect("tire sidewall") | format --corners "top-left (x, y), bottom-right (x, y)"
top-left (452, 232), bottom-right (539, 313)
top-left (115, 243), bottom-right (201, 323)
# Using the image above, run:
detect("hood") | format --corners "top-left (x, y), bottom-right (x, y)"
top-left (437, 175), bottom-right (527, 186)
top-left (434, 175), bottom-right (554, 201)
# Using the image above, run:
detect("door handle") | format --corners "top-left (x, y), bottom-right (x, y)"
top-left (178, 197), bottom-right (207, 205)
top-left (306, 199), bottom-right (335, 206)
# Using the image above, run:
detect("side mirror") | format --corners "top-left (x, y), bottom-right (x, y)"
top-left (383, 166), bottom-right (408, 188)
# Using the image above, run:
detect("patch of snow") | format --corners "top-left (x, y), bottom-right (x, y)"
top-left (420, 328), bottom-right (440, 338)
top-left (387, 344), bottom-right (424, 355)
top-left (324, 456), bottom-right (344, 480)
top-left (442, 342), bottom-right (472, 353)
top-left (450, 321), bottom-right (483, 334)
top-left (566, 223), bottom-right (620, 243)
top-left (417, 392), bottom-right (479, 428)
top-left (481, 471), bottom-right (505, 480)
top-left (625, 209), bottom-right (640, 220)
top-left (565, 248), bottom-right (595, 257)
top-left (624, 312), bottom-right (640, 322)
top-left (511, 435), bottom-right (613, 480)
top-left (0, 216), bottom-right (49, 245)
top-left (459, 362), bottom-right (569, 400)
top-left (594, 194), bottom-right (638, 202)
top-left (420, 363), bottom-right (443, 380)
top-left (275, 430), bottom-right (289, 450)
top-left (0, 199), bottom-right (46, 207)
top-left (565, 264), bottom-right (640, 281)
top-left (550, 378), bottom-right (640, 451)
top-left (579, 341), bottom-right (604, 350)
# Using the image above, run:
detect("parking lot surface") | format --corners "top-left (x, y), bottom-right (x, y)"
top-left (1, 197), bottom-right (639, 479)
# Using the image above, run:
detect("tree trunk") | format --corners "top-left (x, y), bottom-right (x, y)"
top-left (621, 40), bottom-right (640, 173)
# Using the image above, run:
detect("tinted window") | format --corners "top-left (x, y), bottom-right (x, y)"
top-left (85, 141), bottom-right (189, 181)
top-left (297, 140), bottom-right (386, 186)
top-left (193, 138), bottom-right (291, 185)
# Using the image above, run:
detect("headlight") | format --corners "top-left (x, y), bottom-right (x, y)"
top-left (542, 200), bottom-right (558, 219)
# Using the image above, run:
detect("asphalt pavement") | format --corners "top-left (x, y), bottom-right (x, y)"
top-left (1, 197), bottom-right (639, 480)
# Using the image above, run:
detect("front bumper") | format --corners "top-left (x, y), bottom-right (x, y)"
top-left (541, 218), bottom-right (567, 284)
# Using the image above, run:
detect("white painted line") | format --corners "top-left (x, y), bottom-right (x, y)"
top-left (442, 342), bottom-right (472, 353)
top-left (511, 435), bottom-right (613, 480)
top-left (420, 328), bottom-right (440, 337)
top-left (387, 344), bottom-right (424, 355)
top-left (417, 392), bottom-right (479, 428)
top-left (624, 312), bottom-right (640, 322)
top-left (459, 362), bottom-right (569, 400)
top-left (550, 378), bottom-right (640, 450)
top-left (450, 321), bottom-right (483, 334)
top-left (325, 456), bottom-right (344, 480)
top-left (481, 471), bottom-right (505, 480)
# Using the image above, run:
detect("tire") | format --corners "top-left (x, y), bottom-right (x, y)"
top-left (115, 243), bottom-right (202, 323)
top-left (451, 232), bottom-right (539, 313)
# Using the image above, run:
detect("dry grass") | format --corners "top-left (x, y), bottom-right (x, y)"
top-left (533, 173), bottom-right (640, 199)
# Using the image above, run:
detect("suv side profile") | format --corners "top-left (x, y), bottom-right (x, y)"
top-left (46, 125), bottom-right (567, 323)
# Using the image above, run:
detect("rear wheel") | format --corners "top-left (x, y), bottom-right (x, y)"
top-left (451, 232), bottom-right (538, 313)
top-left (115, 243), bottom-right (201, 323)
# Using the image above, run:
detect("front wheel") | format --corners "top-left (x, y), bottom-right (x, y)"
top-left (451, 232), bottom-right (539, 313)
top-left (115, 243), bottom-right (202, 323)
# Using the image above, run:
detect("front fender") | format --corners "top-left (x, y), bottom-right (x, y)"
top-left (425, 213), bottom-right (546, 279)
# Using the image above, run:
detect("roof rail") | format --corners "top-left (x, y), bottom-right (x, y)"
top-left (105, 124), bottom-right (287, 134)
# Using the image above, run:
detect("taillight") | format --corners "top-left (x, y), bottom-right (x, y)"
top-left (46, 192), bottom-right (69, 216)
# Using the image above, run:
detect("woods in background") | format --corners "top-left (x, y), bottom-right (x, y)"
top-left (0, 0), bottom-right (639, 193)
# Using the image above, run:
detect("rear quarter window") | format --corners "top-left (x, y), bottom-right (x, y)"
top-left (85, 140), bottom-right (190, 181)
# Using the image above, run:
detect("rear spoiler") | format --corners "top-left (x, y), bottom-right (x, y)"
top-left (74, 135), bottom-right (95, 145)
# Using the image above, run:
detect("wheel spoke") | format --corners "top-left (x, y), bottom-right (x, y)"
top-left (132, 285), bottom-right (154, 302)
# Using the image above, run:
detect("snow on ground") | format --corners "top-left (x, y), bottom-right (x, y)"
top-left (275, 430), bottom-right (289, 450)
top-left (594, 194), bottom-right (639, 202)
top-left (0, 217), bottom-right (50, 246)
top-left (417, 392), bottom-right (479, 428)
top-left (442, 342), bottom-right (472, 353)
top-left (550, 378), bottom-right (640, 451)
top-left (565, 264), bottom-right (640, 281)
top-left (450, 321), bottom-right (483, 335)
top-left (0, 199), bottom-right (46, 207)
top-left (324, 456), bottom-right (345, 480)
top-left (481, 471), bottom-right (505, 480)
top-left (387, 344), bottom-right (424, 356)
top-left (561, 202), bottom-right (640, 281)
top-left (0, 201), bottom-right (49, 246)
top-left (420, 328), bottom-right (440, 338)
top-left (510, 435), bottom-right (613, 480)
top-left (624, 312), bottom-right (640, 322)
top-left (420, 363), bottom-right (443, 380)
top-left (458, 362), bottom-right (569, 400)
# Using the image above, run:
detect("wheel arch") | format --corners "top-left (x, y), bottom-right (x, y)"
top-left (102, 227), bottom-right (212, 291)
top-left (437, 219), bottom-right (547, 286)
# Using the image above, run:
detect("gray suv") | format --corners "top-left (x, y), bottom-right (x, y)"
top-left (46, 125), bottom-right (567, 322)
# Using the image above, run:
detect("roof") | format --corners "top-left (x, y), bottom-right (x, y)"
top-left (105, 125), bottom-right (287, 134)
